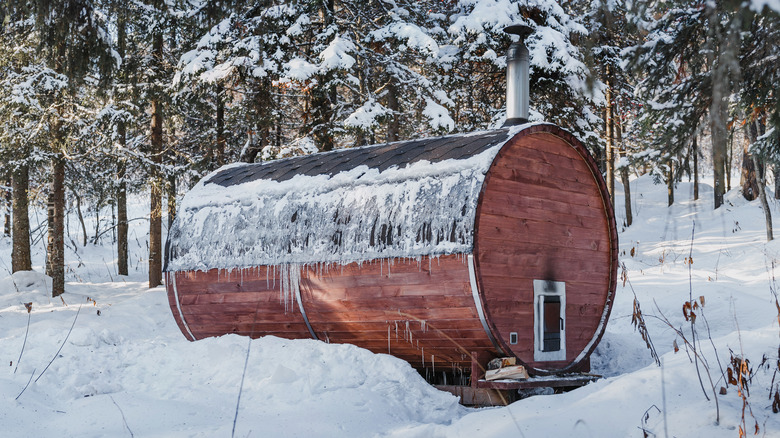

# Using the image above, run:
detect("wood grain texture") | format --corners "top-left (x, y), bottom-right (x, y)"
top-left (301, 256), bottom-right (495, 368)
top-left (167, 256), bottom-right (495, 368)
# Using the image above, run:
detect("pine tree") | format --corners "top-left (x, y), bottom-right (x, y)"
top-left (628, 0), bottom-right (746, 209)
top-left (444, 0), bottom-right (602, 147)
top-left (0, 4), bottom-right (38, 272)
top-left (740, 4), bottom-right (780, 240)
top-left (586, 0), bottom-right (639, 225)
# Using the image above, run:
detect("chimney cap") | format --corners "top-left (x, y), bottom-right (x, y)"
top-left (504, 25), bottom-right (533, 41)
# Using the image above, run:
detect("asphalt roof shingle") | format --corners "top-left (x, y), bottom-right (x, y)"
top-left (205, 129), bottom-right (511, 187)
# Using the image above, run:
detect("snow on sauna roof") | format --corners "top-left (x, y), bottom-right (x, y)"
top-left (165, 124), bottom-right (533, 272)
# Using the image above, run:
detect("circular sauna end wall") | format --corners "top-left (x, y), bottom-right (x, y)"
top-left (473, 124), bottom-right (618, 374)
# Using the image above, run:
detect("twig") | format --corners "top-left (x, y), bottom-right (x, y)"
top-left (623, 264), bottom-right (660, 366)
top-left (15, 368), bottom-right (36, 400)
top-left (110, 395), bottom-right (135, 437)
top-left (35, 304), bottom-right (82, 383)
top-left (699, 309), bottom-right (727, 386)
top-left (104, 259), bottom-right (114, 282)
top-left (14, 308), bottom-right (32, 374)
top-left (93, 218), bottom-right (148, 241)
top-left (651, 301), bottom-right (719, 423)
top-left (639, 404), bottom-right (661, 437)
top-left (232, 298), bottom-right (263, 438)
top-left (686, 222), bottom-right (709, 400)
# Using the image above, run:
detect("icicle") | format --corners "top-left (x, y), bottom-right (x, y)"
top-left (278, 263), bottom-right (301, 313)
top-left (387, 325), bottom-right (391, 354)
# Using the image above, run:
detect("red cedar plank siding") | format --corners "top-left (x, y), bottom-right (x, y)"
top-left (302, 256), bottom-right (494, 368)
top-left (474, 127), bottom-right (617, 372)
top-left (169, 256), bottom-right (494, 369)
top-left (168, 268), bottom-right (313, 341)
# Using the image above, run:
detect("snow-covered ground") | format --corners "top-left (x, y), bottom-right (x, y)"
top-left (2, 175), bottom-right (780, 437)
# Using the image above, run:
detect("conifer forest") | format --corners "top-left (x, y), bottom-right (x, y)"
top-left (1, 0), bottom-right (779, 291)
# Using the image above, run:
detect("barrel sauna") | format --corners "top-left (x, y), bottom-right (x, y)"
top-left (164, 122), bottom-right (618, 376)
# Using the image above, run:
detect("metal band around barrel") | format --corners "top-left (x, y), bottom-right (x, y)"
top-left (169, 272), bottom-right (196, 341)
top-left (468, 255), bottom-right (505, 355)
top-left (295, 282), bottom-right (318, 340)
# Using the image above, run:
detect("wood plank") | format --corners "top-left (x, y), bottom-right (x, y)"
top-left (476, 190), bottom-right (606, 220)
top-left (475, 247), bottom-right (610, 271)
top-left (178, 291), bottom-right (291, 305)
top-left (483, 178), bottom-right (605, 209)
top-left (488, 161), bottom-right (598, 194)
top-left (476, 216), bottom-right (609, 251)
top-left (308, 270), bottom-right (469, 290)
top-left (301, 282), bottom-right (470, 300)
top-left (304, 295), bottom-right (476, 312)
top-left (183, 311), bottom-right (304, 324)
top-left (508, 132), bottom-right (588, 161)
top-left (184, 321), bottom-right (311, 333)
top-left (306, 307), bottom-right (479, 322)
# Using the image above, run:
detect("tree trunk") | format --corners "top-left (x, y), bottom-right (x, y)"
top-left (46, 190), bottom-right (54, 277)
top-left (620, 166), bottom-right (632, 227)
top-left (215, 83), bottom-right (226, 168)
top-left (116, 5), bottom-right (129, 276)
top-left (747, 118), bottom-right (772, 241)
top-left (150, 98), bottom-right (164, 288)
top-left (616, 116), bottom-right (632, 227)
top-left (754, 155), bottom-right (773, 241)
top-left (693, 136), bottom-right (699, 200)
top-left (71, 187), bottom-right (87, 246)
top-left (727, 134), bottom-right (733, 192)
top-left (149, 32), bottom-right (164, 288)
top-left (50, 157), bottom-right (66, 297)
top-left (386, 83), bottom-right (400, 143)
top-left (240, 129), bottom-right (263, 163)
top-left (3, 178), bottom-right (10, 236)
top-left (168, 173), bottom-right (176, 230)
top-left (667, 161), bottom-right (674, 207)
top-left (775, 164), bottom-right (780, 200)
top-left (706, 2), bottom-right (730, 209)
top-left (312, 0), bottom-right (336, 152)
top-left (741, 126), bottom-right (758, 201)
top-left (710, 96), bottom-right (728, 209)
top-left (11, 165), bottom-right (32, 272)
top-left (710, 108), bottom-right (727, 208)
top-left (605, 70), bottom-right (615, 206)
top-left (117, 144), bottom-right (128, 276)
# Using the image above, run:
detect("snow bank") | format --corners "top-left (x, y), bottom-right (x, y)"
top-left (1, 284), bottom-right (465, 437)
top-left (0, 271), bottom-right (53, 309)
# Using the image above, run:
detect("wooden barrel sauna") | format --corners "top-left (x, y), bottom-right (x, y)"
top-left (164, 123), bottom-right (618, 375)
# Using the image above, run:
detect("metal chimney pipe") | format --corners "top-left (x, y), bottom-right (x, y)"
top-left (503, 25), bottom-right (533, 127)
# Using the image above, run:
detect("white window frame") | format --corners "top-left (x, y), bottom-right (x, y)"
top-left (533, 279), bottom-right (566, 362)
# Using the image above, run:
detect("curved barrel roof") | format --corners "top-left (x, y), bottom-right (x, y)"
top-left (165, 125), bottom-right (532, 272)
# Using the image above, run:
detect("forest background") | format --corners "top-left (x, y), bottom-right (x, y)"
top-left (1, 0), bottom-right (779, 294)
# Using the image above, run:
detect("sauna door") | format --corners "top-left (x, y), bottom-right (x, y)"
top-left (533, 280), bottom-right (566, 361)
